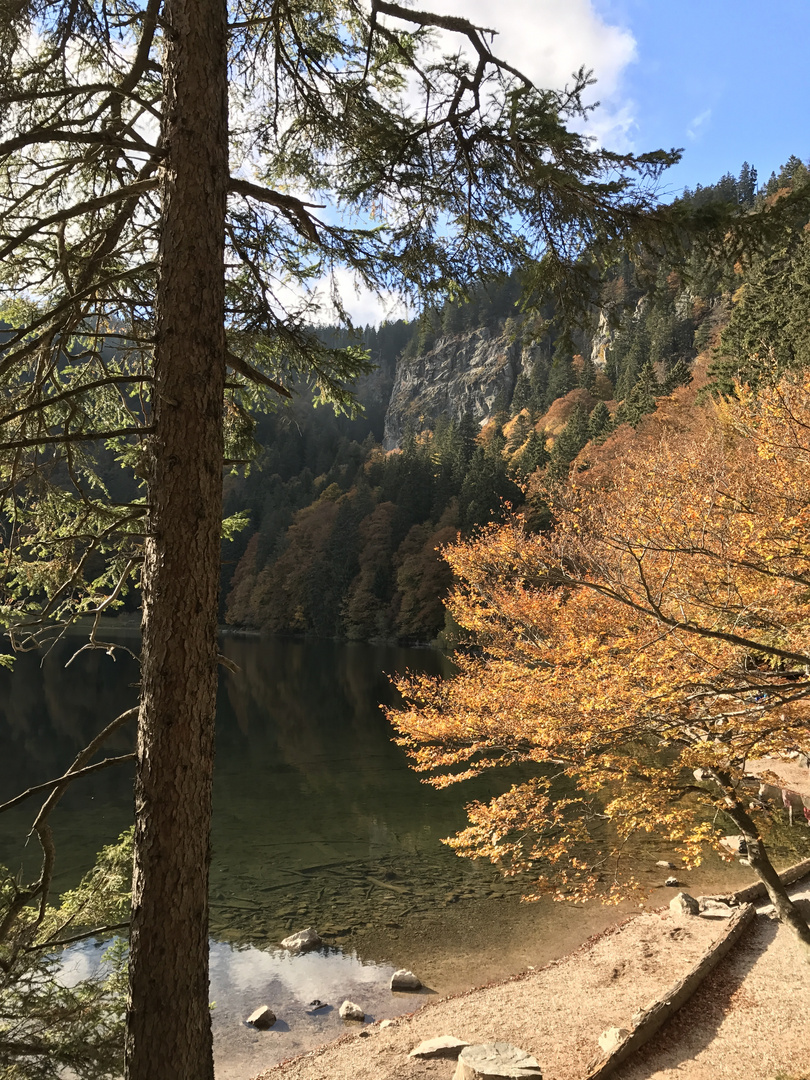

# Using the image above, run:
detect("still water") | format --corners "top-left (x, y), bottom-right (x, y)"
top-left (0, 632), bottom-right (755, 1078)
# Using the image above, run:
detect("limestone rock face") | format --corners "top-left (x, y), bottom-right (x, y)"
top-left (589, 307), bottom-right (613, 369)
top-left (382, 328), bottom-right (522, 449)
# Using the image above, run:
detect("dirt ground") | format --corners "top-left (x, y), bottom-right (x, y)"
top-left (254, 879), bottom-right (810, 1080)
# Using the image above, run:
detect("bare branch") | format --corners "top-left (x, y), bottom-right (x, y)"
top-left (0, 179), bottom-right (158, 262)
top-left (0, 754), bottom-right (136, 816)
top-left (229, 177), bottom-right (323, 243)
top-left (0, 425), bottom-right (154, 451)
top-left (0, 375), bottom-right (153, 427)
top-left (226, 350), bottom-right (290, 397)
top-left (26, 920), bottom-right (130, 952)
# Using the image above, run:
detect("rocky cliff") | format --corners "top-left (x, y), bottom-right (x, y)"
top-left (382, 327), bottom-right (524, 449)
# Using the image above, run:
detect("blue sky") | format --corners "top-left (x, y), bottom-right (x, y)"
top-left (331, 0), bottom-right (809, 322)
top-left (603, 0), bottom-right (809, 197)
top-left (439, 0), bottom-right (809, 197)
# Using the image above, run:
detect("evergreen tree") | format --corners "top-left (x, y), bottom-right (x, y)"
top-left (511, 373), bottom-right (533, 414)
top-left (511, 429), bottom-right (549, 480)
top-left (455, 411), bottom-right (480, 475)
top-left (544, 346), bottom-right (577, 409)
top-left (615, 360), bottom-right (659, 426)
top-left (548, 405), bottom-right (589, 478)
top-left (709, 225), bottom-right (810, 394)
top-left (662, 356), bottom-right (693, 393)
top-left (0, 1), bottom-right (684, 1071)
top-left (586, 400), bottom-right (612, 442)
top-left (506, 412), bottom-right (532, 452)
top-left (738, 161), bottom-right (758, 207)
top-left (575, 352), bottom-right (598, 390)
top-left (459, 448), bottom-right (522, 530)
top-left (614, 320), bottom-right (650, 400)
top-left (528, 353), bottom-right (551, 411)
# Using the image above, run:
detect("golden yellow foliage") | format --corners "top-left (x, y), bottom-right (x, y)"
top-left (388, 371), bottom-right (810, 919)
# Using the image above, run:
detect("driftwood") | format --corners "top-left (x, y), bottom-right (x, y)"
top-left (582, 902), bottom-right (755, 1080)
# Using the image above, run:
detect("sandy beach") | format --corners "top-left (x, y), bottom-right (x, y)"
top-left (252, 878), bottom-right (810, 1080)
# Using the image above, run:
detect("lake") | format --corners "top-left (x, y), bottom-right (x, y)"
top-left (0, 632), bottom-right (757, 1078)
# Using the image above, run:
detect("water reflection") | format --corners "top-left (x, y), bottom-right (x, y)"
top-left (210, 638), bottom-right (530, 950)
top-left (3, 631), bottom-right (771, 1076)
top-left (0, 633), bottom-right (523, 927)
top-left (208, 941), bottom-right (415, 1080)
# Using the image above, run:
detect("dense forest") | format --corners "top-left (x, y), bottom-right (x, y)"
top-left (221, 155), bottom-right (810, 645)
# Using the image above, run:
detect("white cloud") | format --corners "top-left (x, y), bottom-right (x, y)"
top-left (315, 266), bottom-right (412, 328)
top-left (686, 108), bottom-right (712, 142)
top-left (422, 0), bottom-right (636, 100)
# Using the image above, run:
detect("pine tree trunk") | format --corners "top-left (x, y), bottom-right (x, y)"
top-left (126, 0), bottom-right (228, 1076)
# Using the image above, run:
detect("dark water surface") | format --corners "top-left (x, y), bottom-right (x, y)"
top-left (0, 632), bottom-right (764, 1078)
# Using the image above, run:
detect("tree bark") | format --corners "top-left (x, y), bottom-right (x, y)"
top-left (724, 799), bottom-right (810, 952)
top-left (125, 0), bottom-right (229, 1077)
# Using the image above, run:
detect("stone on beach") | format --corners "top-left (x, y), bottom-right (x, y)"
top-left (246, 1005), bottom-right (276, 1029)
top-left (699, 897), bottom-right (734, 918)
top-left (453, 1042), bottom-right (542, 1080)
top-left (280, 927), bottom-right (322, 951)
top-left (597, 1026), bottom-right (629, 1053)
top-left (339, 1000), bottom-right (365, 1021)
top-left (409, 1036), bottom-right (470, 1059)
top-left (669, 891), bottom-right (700, 916)
top-left (391, 968), bottom-right (422, 991)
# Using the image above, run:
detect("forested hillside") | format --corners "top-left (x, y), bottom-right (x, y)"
top-left (222, 156), bottom-right (810, 644)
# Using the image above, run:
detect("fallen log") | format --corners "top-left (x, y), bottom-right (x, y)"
top-left (582, 902), bottom-right (755, 1080)
top-left (725, 856), bottom-right (810, 906)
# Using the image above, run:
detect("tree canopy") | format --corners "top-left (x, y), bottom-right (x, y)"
top-left (389, 368), bottom-right (810, 949)
top-left (0, 0), bottom-right (696, 1075)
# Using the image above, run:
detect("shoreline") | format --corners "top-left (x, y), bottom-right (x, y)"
top-left (210, 858), bottom-right (781, 1080)
top-left (250, 873), bottom-right (810, 1080)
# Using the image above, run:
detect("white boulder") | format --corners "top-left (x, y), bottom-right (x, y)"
top-left (246, 1005), bottom-right (276, 1029)
top-left (453, 1042), bottom-right (542, 1080)
top-left (280, 927), bottom-right (322, 951)
top-left (410, 1036), bottom-right (470, 1059)
top-left (669, 891), bottom-right (700, 917)
top-left (598, 1027), bottom-right (629, 1054)
top-left (339, 1000), bottom-right (365, 1021)
top-left (391, 968), bottom-right (422, 991)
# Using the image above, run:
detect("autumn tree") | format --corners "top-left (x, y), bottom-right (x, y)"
top-left (390, 369), bottom-right (810, 951)
top-left (0, 0), bottom-right (698, 1075)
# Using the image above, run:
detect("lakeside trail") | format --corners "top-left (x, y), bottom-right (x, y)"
top-left (252, 878), bottom-right (810, 1080)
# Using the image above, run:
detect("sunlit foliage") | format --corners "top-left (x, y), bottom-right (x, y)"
top-left (389, 370), bottom-right (810, 934)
